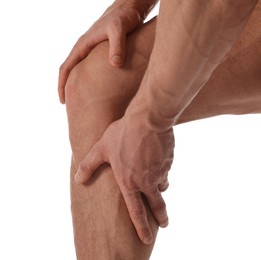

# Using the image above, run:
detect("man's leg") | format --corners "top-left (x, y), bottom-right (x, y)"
top-left (66, 19), bottom-right (158, 260)
top-left (65, 4), bottom-right (261, 259)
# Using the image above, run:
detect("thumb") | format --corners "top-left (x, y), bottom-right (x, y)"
top-left (109, 30), bottom-right (126, 67)
top-left (75, 143), bottom-right (105, 184)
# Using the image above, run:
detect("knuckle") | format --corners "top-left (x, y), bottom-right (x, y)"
top-left (77, 34), bottom-right (85, 43)
top-left (90, 147), bottom-right (102, 163)
top-left (147, 186), bottom-right (158, 196)
top-left (121, 174), bottom-right (138, 192)
top-left (78, 162), bottom-right (86, 173)
top-left (152, 202), bottom-right (166, 215)
top-left (73, 46), bottom-right (85, 60)
top-left (131, 207), bottom-right (145, 220)
top-left (144, 174), bottom-right (158, 189)
top-left (59, 63), bottom-right (66, 74)
top-left (141, 227), bottom-right (152, 238)
top-left (110, 18), bottom-right (121, 28)
top-left (109, 18), bottom-right (123, 33)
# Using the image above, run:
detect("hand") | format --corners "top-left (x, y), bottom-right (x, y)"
top-left (58, 1), bottom-right (144, 104)
top-left (74, 115), bottom-right (174, 244)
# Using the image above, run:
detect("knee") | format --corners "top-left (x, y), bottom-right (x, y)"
top-left (64, 64), bottom-right (81, 110)
top-left (64, 55), bottom-right (100, 112)
top-left (65, 41), bottom-right (135, 114)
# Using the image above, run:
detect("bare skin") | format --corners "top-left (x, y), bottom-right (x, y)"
top-left (60, 0), bottom-right (260, 246)
top-left (74, 0), bottom-right (259, 243)
top-left (59, 0), bottom-right (159, 103)
top-left (65, 4), bottom-right (261, 259)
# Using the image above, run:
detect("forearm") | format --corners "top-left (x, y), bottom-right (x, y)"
top-left (179, 42), bottom-right (261, 124)
top-left (180, 1), bottom-right (261, 123)
top-left (125, 0), bottom-right (258, 129)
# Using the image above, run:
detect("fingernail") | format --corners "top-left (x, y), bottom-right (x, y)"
top-left (143, 236), bottom-right (153, 245)
top-left (111, 55), bottom-right (122, 64)
top-left (74, 172), bottom-right (81, 184)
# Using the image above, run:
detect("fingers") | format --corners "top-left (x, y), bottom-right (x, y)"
top-left (108, 26), bottom-right (126, 67)
top-left (58, 24), bottom-right (127, 103)
top-left (145, 189), bottom-right (169, 228)
top-left (109, 34), bottom-right (126, 67)
top-left (158, 179), bottom-right (169, 192)
top-left (58, 36), bottom-right (98, 104)
top-left (121, 189), bottom-right (154, 245)
top-left (74, 143), bottom-right (105, 184)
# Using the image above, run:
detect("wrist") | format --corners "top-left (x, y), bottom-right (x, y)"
top-left (124, 87), bottom-right (175, 132)
top-left (126, 110), bottom-right (174, 135)
top-left (114, 0), bottom-right (158, 20)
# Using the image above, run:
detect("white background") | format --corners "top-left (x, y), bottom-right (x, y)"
top-left (0, 1), bottom-right (260, 259)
